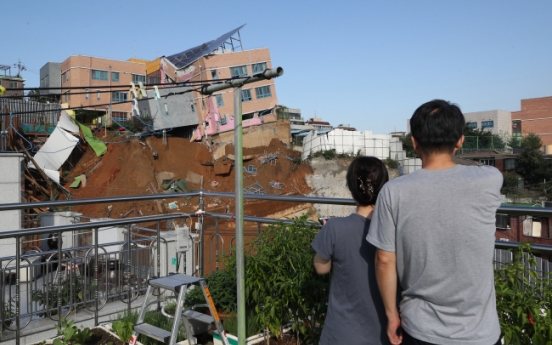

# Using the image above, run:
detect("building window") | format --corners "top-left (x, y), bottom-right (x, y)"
top-left (111, 72), bottom-right (120, 82)
top-left (230, 65), bottom-right (248, 78)
top-left (479, 159), bottom-right (495, 166)
top-left (112, 91), bottom-right (127, 103)
top-left (85, 89), bottom-right (89, 100)
top-left (467, 122), bottom-right (477, 129)
top-left (92, 70), bottom-right (108, 81)
top-left (97, 91), bottom-right (101, 100)
top-left (241, 89), bottom-right (252, 102)
top-left (496, 214), bottom-right (510, 230)
top-left (252, 62), bottom-right (267, 74)
top-left (62, 72), bottom-right (67, 83)
top-left (481, 120), bottom-right (494, 129)
top-left (504, 158), bottom-right (516, 170)
top-left (255, 85), bottom-right (272, 99)
top-left (191, 103), bottom-right (196, 112)
top-left (215, 94), bottom-right (224, 107)
top-left (211, 69), bottom-right (218, 80)
top-left (9, 81), bottom-right (17, 88)
top-left (512, 120), bottom-right (521, 137)
top-left (132, 74), bottom-right (146, 84)
top-left (148, 76), bottom-right (160, 85)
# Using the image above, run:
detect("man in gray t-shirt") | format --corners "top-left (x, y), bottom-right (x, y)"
top-left (367, 100), bottom-right (502, 345)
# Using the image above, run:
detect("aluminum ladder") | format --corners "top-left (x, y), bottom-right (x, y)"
top-left (130, 274), bottom-right (230, 345)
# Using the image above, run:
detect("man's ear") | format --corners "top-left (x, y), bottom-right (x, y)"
top-left (453, 135), bottom-right (465, 153)
top-left (411, 136), bottom-right (420, 152)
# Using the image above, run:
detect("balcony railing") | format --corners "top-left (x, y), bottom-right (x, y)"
top-left (0, 192), bottom-right (551, 344)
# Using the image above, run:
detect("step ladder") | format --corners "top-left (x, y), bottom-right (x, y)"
top-left (130, 274), bottom-right (230, 345)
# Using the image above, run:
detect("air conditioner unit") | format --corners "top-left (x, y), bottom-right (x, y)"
top-left (499, 238), bottom-right (510, 241)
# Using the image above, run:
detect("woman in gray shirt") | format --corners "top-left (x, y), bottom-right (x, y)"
top-left (312, 156), bottom-right (390, 345)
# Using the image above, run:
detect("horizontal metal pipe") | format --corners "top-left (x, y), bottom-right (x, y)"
top-left (494, 241), bottom-right (552, 254)
top-left (0, 213), bottom-right (195, 239)
top-left (200, 68), bottom-right (283, 95)
top-left (202, 191), bottom-right (357, 206)
top-left (204, 211), bottom-right (321, 227)
top-left (0, 192), bottom-right (199, 212)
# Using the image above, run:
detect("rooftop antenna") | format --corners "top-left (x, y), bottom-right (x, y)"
top-left (0, 64), bottom-right (11, 76)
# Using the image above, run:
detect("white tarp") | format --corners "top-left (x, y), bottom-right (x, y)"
top-left (29, 126), bottom-right (79, 184)
top-left (58, 110), bottom-right (79, 133)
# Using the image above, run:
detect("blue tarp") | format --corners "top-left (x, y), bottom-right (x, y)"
top-left (317, 130), bottom-right (331, 135)
top-left (290, 129), bottom-right (302, 134)
top-left (296, 132), bottom-right (311, 137)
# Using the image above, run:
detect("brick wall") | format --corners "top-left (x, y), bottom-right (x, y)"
top-left (498, 215), bottom-right (552, 245)
top-left (512, 96), bottom-right (552, 146)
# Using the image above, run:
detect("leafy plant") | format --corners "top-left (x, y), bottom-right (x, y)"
top-left (495, 243), bottom-right (552, 344)
top-left (112, 319), bottom-right (134, 344)
top-left (226, 214), bottom-right (329, 343)
top-left (223, 311), bottom-right (261, 338)
top-left (383, 158), bottom-right (398, 169)
top-left (32, 270), bottom-right (86, 317)
top-left (53, 318), bottom-right (91, 345)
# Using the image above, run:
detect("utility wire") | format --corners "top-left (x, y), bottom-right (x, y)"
top-left (0, 87), bottom-right (201, 116)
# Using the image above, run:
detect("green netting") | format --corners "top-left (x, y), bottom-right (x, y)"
top-left (75, 120), bottom-right (107, 157)
top-left (21, 124), bottom-right (56, 133)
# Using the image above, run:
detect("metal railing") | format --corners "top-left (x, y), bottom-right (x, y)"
top-left (0, 192), bottom-right (552, 343)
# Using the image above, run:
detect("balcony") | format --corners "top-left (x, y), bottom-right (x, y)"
top-left (0, 192), bottom-right (551, 344)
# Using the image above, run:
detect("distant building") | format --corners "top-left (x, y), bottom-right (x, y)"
top-left (496, 203), bottom-right (552, 246)
top-left (336, 124), bottom-right (357, 131)
top-left (39, 62), bottom-right (62, 102)
top-left (0, 64), bottom-right (25, 97)
top-left (463, 110), bottom-right (512, 137)
top-left (306, 117), bottom-right (332, 131)
top-left (512, 96), bottom-right (552, 147)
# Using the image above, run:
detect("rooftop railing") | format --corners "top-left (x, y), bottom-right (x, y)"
top-left (0, 192), bottom-right (551, 344)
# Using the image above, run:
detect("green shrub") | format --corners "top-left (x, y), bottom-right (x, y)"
top-left (112, 319), bottom-right (134, 344)
top-left (383, 158), bottom-right (398, 169)
top-left (495, 243), bottom-right (552, 344)
top-left (223, 311), bottom-right (261, 337)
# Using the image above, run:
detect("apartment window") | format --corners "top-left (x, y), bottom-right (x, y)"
top-left (241, 89), bottom-right (252, 102)
top-left (111, 72), bottom-right (120, 82)
top-left (211, 69), bottom-right (218, 80)
top-left (467, 122), bottom-right (477, 129)
top-left (481, 120), bottom-right (494, 129)
top-left (215, 94), bottom-right (224, 107)
top-left (512, 120), bottom-right (522, 137)
top-left (479, 159), bottom-right (495, 166)
top-left (230, 65), bottom-right (248, 78)
top-left (67, 91), bottom-right (70, 101)
top-left (132, 74), bottom-right (146, 84)
top-left (191, 103), bottom-right (196, 112)
top-left (85, 89), bottom-right (89, 100)
top-left (496, 214), bottom-right (510, 230)
top-left (112, 91), bottom-right (127, 103)
top-left (62, 72), bottom-right (67, 83)
top-left (9, 81), bottom-right (17, 88)
top-left (504, 158), bottom-right (516, 170)
top-left (252, 62), bottom-right (267, 74)
top-left (92, 70), bottom-right (108, 81)
top-left (97, 91), bottom-right (101, 100)
top-left (255, 85), bottom-right (272, 99)
top-left (148, 76), bottom-right (160, 85)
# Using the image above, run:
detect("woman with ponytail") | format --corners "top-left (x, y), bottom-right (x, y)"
top-left (311, 156), bottom-right (390, 345)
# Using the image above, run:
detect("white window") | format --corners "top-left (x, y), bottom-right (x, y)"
top-left (97, 91), bottom-right (101, 100)
top-left (85, 89), bottom-right (89, 100)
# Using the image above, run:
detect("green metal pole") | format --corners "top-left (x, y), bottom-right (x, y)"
top-left (233, 86), bottom-right (246, 345)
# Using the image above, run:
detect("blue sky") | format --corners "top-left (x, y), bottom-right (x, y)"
top-left (2, 0), bottom-right (551, 133)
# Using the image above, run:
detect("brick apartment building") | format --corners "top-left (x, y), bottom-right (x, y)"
top-left (0, 75), bottom-right (25, 98)
top-left (496, 212), bottom-right (552, 246)
top-left (145, 24), bottom-right (279, 136)
top-left (512, 96), bottom-right (552, 147)
top-left (59, 56), bottom-right (147, 121)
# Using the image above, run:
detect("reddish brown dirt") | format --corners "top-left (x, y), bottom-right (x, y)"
top-left (64, 136), bottom-right (313, 220)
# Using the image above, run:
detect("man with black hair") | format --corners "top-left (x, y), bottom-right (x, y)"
top-left (367, 100), bottom-right (502, 345)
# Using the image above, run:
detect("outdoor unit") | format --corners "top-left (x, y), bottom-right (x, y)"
top-left (39, 212), bottom-right (82, 253)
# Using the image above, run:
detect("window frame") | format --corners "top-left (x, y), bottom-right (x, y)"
top-left (230, 65), bottom-right (248, 78)
top-left (132, 74), bottom-right (146, 84)
top-left (111, 72), bottom-right (120, 82)
top-left (211, 69), bottom-right (218, 81)
top-left (252, 62), bottom-right (267, 74)
top-left (241, 89), bottom-right (252, 102)
top-left (215, 94), bottom-right (224, 107)
top-left (467, 122), bottom-right (478, 129)
top-left (92, 70), bottom-right (108, 81)
top-left (481, 120), bottom-right (494, 129)
top-left (255, 85), bottom-right (272, 99)
top-left (112, 91), bottom-right (128, 103)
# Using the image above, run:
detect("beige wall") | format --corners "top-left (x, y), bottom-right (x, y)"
top-left (60, 55), bottom-right (146, 116)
